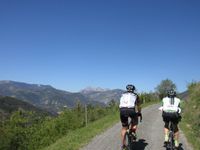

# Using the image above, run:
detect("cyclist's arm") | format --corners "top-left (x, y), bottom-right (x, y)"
top-left (135, 95), bottom-right (142, 122)
top-left (135, 95), bottom-right (141, 113)
top-left (178, 99), bottom-right (181, 108)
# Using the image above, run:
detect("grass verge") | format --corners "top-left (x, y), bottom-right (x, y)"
top-left (179, 120), bottom-right (196, 149)
top-left (179, 101), bottom-right (196, 150)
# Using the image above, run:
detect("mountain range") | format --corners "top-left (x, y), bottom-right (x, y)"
top-left (0, 80), bottom-right (124, 112)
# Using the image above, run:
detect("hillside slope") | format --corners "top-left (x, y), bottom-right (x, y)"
top-left (81, 88), bottom-right (124, 104)
top-left (0, 96), bottom-right (52, 121)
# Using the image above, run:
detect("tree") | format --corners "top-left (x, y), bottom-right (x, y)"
top-left (155, 79), bottom-right (177, 99)
top-left (140, 92), bottom-right (159, 103)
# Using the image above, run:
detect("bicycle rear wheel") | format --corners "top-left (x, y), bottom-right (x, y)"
top-left (124, 132), bottom-right (131, 150)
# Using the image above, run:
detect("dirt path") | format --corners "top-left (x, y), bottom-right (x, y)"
top-left (80, 104), bottom-right (193, 150)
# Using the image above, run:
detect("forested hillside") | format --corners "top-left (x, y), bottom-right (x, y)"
top-left (81, 88), bottom-right (124, 104)
top-left (181, 82), bottom-right (200, 150)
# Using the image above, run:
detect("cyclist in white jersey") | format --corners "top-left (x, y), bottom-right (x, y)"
top-left (161, 89), bottom-right (181, 149)
top-left (119, 84), bottom-right (141, 150)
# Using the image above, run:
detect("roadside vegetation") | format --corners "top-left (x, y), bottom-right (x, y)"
top-left (0, 92), bottom-right (159, 150)
top-left (180, 82), bottom-right (200, 150)
top-left (0, 101), bottom-right (117, 150)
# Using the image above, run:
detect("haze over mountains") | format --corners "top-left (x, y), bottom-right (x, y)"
top-left (0, 80), bottom-right (124, 112)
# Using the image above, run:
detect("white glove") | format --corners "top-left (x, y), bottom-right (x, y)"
top-left (158, 106), bottom-right (163, 111)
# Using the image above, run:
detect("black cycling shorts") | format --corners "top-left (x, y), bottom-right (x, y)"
top-left (120, 108), bottom-right (138, 127)
top-left (162, 112), bottom-right (181, 132)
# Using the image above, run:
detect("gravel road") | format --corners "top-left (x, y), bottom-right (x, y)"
top-left (80, 104), bottom-right (193, 150)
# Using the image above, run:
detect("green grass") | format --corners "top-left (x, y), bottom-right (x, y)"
top-left (42, 101), bottom-right (158, 150)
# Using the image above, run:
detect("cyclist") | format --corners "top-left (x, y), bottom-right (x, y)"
top-left (161, 89), bottom-right (181, 149)
top-left (119, 84), bottom-right (142, 150)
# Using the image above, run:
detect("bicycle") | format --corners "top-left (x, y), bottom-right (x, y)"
top-left (124, 113), bottom-right (142, 150)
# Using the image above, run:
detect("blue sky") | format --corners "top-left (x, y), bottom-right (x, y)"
top-left (0, 0), bottom-right (200, 92)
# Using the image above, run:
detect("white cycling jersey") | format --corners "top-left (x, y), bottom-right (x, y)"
top-left (119, 92), bottom-right (138, 108)
top-left (162, 97), bottom-right (181, 113)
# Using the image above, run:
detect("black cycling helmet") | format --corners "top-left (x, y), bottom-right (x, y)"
top-left (167, 89), bottom-right (176, 97)
top-left (126, 84), bottom-right (135, 92)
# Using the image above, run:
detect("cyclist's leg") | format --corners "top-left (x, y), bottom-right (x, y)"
top-left (120, 108), bottom-right (129, 147)
top-left (121, 127), bottom-right (128, 146)
top-left (131, 116), bottom-right (138, 133)
top-left (130, 110), bottom-right (138, 139)
top-left (162, 112), bottom-right (170, 143)
top-left (172, 117), bottom-right (180, 147)
top-left (164, 122), bottom-right (169, 143)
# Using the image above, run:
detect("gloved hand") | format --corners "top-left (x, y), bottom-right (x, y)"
top-left (179, 115), bottom-right (182, 121)
top-left (178, 108), bottom-right (181, 113)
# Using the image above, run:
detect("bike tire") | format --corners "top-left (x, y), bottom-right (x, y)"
top-left (124, 132), bottom-right (131, 150)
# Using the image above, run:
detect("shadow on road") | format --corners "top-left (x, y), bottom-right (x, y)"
top-left (163, 143), bottom-right (184, 150)
top-left (131, 139), bottom-right (148, 150)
